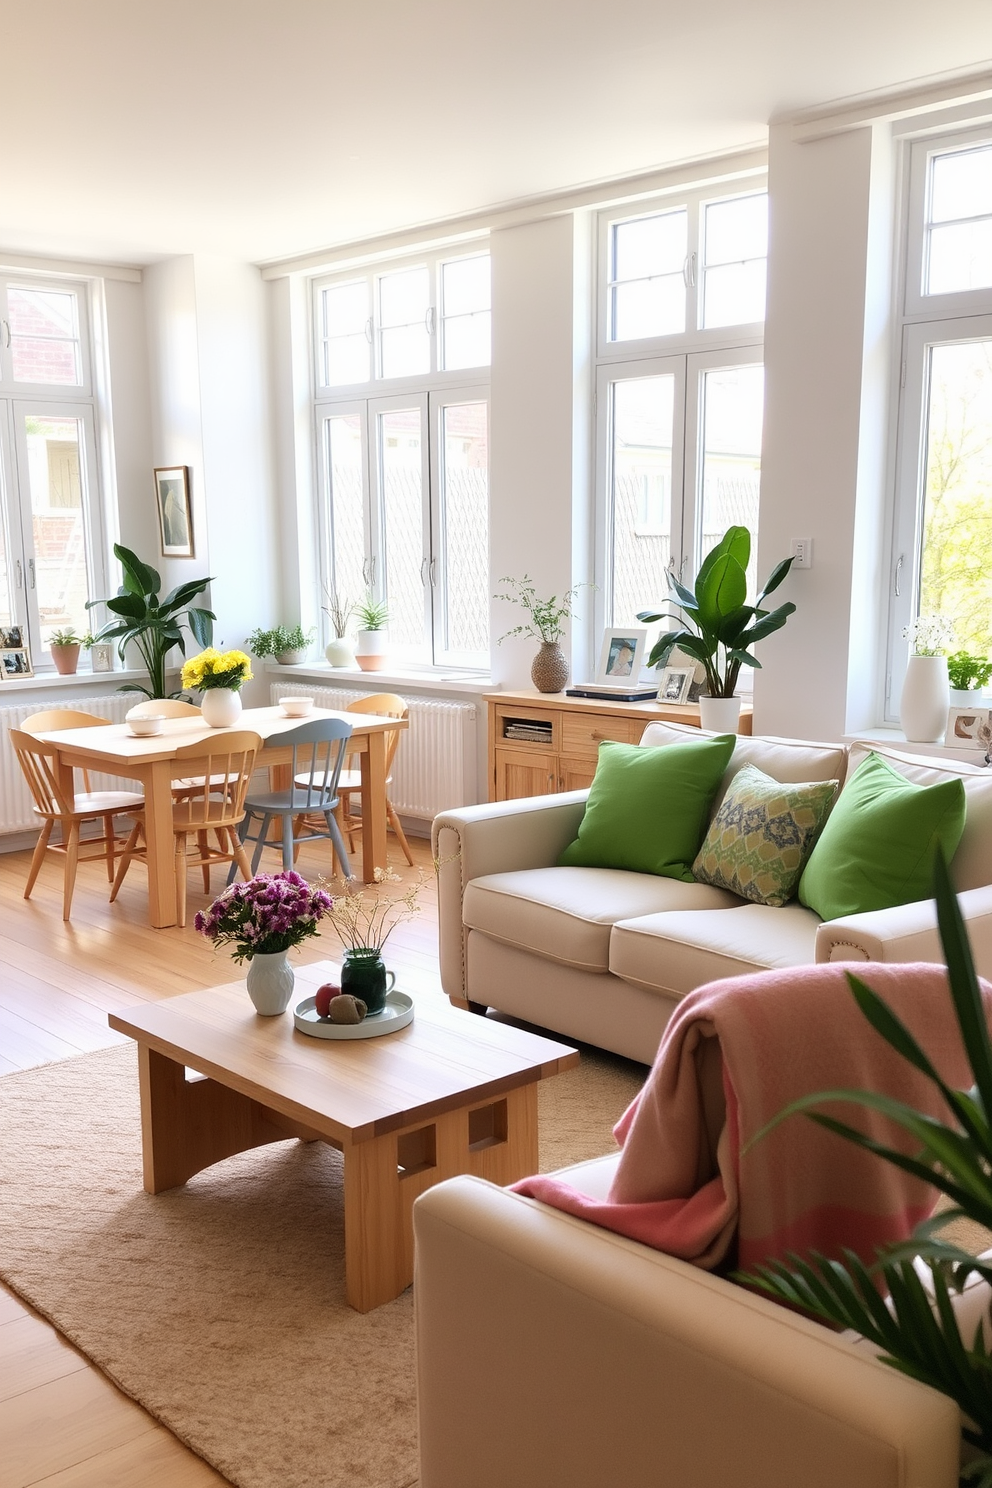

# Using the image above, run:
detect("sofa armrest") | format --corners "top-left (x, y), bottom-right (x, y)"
top-left (815, 884), bottom-right (992, 977)
top-left (431, 791), bottom-right (588, 1001)
top-left (414, 1176), bottom-right (959, 1488)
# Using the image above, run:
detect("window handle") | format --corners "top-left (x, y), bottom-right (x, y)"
top-left (364, 317), bottom-right (374, 346)
top-left (429, 558), bottom-right (437, 587)
top-left (1, 319), bottom-right (9, 349)
top-left (425, 307), bottom-right (436, 336)
top-left (28, 558), bottom-right (35, 590)
top-left (682, 253), bottom-right (697, 289)
top-left (15, 559), bottom-right (22, 589)
top-left (420, 558), bottom-right (429, 586)
top-left (894, 554), bottom-right (903, 597)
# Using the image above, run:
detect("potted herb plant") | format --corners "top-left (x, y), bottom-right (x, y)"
top-left (947, 650), bottom-right (992, 705)
top-left (48, 627), bottom-right (83, 676)
top-left (494, 575), bottom-right (589, 694)
top-left (354, 595), bottom-right (390, 672)
top-left (87, 543), bottom-right (215, 699)
top-left (638, 526), bottom-right (795, 732)
top-left (322, 589), bottom-right (356, 668)
top-left (245, 624), bottom-right (316, 666)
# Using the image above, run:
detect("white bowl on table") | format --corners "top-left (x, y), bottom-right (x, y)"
top-left (279, 697), bottom-right (314, 718)
top-left (126, 713), bottom-right (166, 737)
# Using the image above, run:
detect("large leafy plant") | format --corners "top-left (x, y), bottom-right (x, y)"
top-left (742, 850), bottom-right (992, 1485)
top-left (87, 544), bottom-right (215, 699)
top-left (638, 526), bottom-right (795, 698)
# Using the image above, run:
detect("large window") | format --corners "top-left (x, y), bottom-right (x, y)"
top-left (313, 248), bottom-right (491, 667)
top-left (0, 277), bottom-right (106, 667)
top-left (595, 186), bottom-right (766, 637)
top-left (888, 130), bottom-right (992, 715)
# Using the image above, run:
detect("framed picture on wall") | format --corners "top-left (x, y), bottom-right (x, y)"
top-left (154, 466), bottom-right (194, 558)
top-left (1, 646), bottom-right (33, 679)
top-left (595, 627), bottom-right (647, 684)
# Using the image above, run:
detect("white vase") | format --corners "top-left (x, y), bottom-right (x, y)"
top-left (698, 695), bottom-right (742, 734)
top-left (201, 687), bottom-right (243, 728)
top-left (355, 628), bottom-right (388, 672)
top-left (900, 654), bottom-right (950, 743)
top-left (246, 951), bottom-right (295, 1015)
top-left (325, 636), bottom-right (356, 667)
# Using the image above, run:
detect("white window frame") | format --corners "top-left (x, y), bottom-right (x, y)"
top-left (0, 272), bottom-right (107, 668)
top-left (903, 125), bottom-right (992, 321)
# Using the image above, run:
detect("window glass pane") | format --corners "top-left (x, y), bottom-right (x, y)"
top-left (702, 260), bottom-right (767, 329)
top-left (324, 414), bottom-right (367, 606)
top-left (698, 366), bottom-right (764, 596)
top-left (609, 376), bottom-right (674, 626)
top-left (8, 287), bottom-right (81, 385)
top-left (703, 195), bottom-right (768, 266)
top-left (701, 195), bottom-right (767, 328)
top-left (379, 408), bottom-right (426, 652)
top-left (23, 414), bottom-right (90, 640)
top-left (324, 281), bottom-right (368, 336)
top-left (326, 334), bottom-right (371, 387)
top-left (440, 402), bottom-right (489, 655)
top-left (918, 340), bottom-right (992, 655)
top-left (613, 275), bottom-right (685, 341)
top-left (381, 324), bottom-right (431, 379)
top-left (440, 255), bottom-right (491, 370)
top-left (379, 267), bottom-right (429, 327)
top-left (442, 312), bottom-right (491, 371)
top-left (927, 220), bottom-right (992, 296)
top-left (613, 211), bottom-right (686, 281)
top-left (930, 146), bottom-right (992, 224)
top-left (441, 256), bottom-right (490, 317)
top-left (321, 281), bottom-right (370, 386)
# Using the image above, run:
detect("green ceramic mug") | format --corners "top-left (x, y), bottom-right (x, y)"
top-left (340, 953), bottom-right (395, 1016)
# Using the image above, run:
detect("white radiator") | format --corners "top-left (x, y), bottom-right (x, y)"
top-left (270, 683), bottom-right (477, 821)
top-left (0, 694), bottom-right (135, 834)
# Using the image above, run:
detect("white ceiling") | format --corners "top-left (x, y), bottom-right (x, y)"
top-left (2, 0), bottom-right (991, 267)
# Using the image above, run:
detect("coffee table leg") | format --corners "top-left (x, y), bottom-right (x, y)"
top-left (342, 1082), bottom-right (538, 1312)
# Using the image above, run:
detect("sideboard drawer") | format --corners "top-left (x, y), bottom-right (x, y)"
top-left (560, 713), bottom-right (640, 759)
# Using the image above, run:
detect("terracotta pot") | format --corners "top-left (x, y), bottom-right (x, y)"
top-left (531, 642), bottom-right (568, 694)
top-left (51, 644), bottom-right (80, 676)
top-left (355, 629), bottom-right (388, 672)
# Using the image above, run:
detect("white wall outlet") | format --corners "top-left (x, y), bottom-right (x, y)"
top-left (791, 537), bottom-right (813, 569)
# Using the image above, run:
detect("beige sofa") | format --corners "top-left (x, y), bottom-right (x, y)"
top-left (414, 1159), bottom-right (962, 1488)
top-left (432, 722), bottom-right (992, 1064)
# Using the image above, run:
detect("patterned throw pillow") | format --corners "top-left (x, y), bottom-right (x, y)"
top-left (692, 763), bottom-right (839, 907)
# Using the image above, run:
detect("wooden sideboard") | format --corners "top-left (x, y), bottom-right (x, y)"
top-left (486, 690), bottom-right (753, 801)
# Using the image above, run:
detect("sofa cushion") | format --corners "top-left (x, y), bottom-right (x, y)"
top-left (610, 903), bottom-right (821, 998)
top-left (693, 763), bottom-right (839, 907)
top-left (463, 867), bottom-right (742, 973)
top-left (799, 751), bottom-right (966, 922)
top-left (558, 734), bottom-right (736, 882)
top-left (638, 721), bottom-right (849, 807)
top-left (847, 741), bottom-right (992, 893)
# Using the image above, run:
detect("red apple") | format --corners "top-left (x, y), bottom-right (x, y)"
top-left (314, 983), bottom-right (342, 1018)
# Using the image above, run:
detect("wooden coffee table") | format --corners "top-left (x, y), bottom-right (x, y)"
top-left (108, 962), bottom-right (579, 1312)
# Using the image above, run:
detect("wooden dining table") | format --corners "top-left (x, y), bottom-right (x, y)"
top-left (32, 704), bottom-right (408, 928)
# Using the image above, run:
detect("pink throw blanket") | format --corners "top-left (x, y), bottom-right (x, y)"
top-left (515, 963), bottom-right (989, 1272)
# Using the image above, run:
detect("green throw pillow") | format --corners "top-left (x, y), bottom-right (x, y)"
top-left (798, 751), bottom-right (966, 921)
top-left (692, 763), bottom-right (839, 907)
top-left (558, 734), bottom-right (736, 882)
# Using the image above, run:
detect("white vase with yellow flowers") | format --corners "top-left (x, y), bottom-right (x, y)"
top-left (181, 648), bottom-right (253, 727)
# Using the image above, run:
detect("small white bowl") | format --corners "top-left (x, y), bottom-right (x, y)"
top-left (279, 697), bottom-right (314, 717)
top-left (126, 714), bottom-right (166, 737)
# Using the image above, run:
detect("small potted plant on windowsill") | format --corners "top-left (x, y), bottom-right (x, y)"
top-left (947, 650), bottom-right (992, 705)
top-left (245, 624), bottom-right (316, 666)
top-left (322, 589), bottom-right (357, 668)
top-left (48, 627), bottom-right (83, 676)
top-left (354, 596), bottom-right (390, 672)
top-left (494, 575), bottom-right (590, 693)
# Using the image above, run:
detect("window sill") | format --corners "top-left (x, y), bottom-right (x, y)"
top-left (264, 661), bottom-right (495, 695)
top-left (0, 667), bottom-right (151, 693)
top-left (844, 728), bottom-right (990, 765)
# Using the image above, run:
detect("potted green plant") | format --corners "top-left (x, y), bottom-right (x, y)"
top-left (322, 589), bottom-right (356, 668)
top-left (245, 624), bottom-right (316, 666)
top-left (637, 526), bottom-right (795, 732)
top-left (947, 651), bottom-right (992, 704)
top-left (354, 595), bottom-right (390, 673)
top-left (743, 850), bottom-right (992, 1486)
top-left (494, 575), bottom-right (589, 694)
top-left (47, 627), bottom-right (83, 676)
top-left (87, 544), bottom-right (215, 699)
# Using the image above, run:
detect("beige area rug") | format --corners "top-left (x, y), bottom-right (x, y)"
top-left (0, 1039), bottom-right (644, 1488)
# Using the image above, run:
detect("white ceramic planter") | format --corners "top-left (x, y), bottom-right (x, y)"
top-left (950, 688), bottom-right (982, 705)
top-left (900, 654), bottom-right (950, 743)
top-left (246, 951), bottom-right (295, 1015)
top-left (325, 636), bottom-right (356, 667)
top-left (201, 687), bottom-right (243, 728)
top-left (698, 695), bottom-right (741, 734)
top-left (355, 628), bottom-right (388, 672)
top-left (276, 648), bottom-right (307, 665)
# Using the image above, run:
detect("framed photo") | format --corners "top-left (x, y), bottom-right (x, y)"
top-left (89, 642), bottom-right (114, 673)
top-left (657, 665), bottom-right (694, 705)
top-left (596, 627), bottom-right (647, 684)
top-left (1, 646), bottom-right (33, 679)
top-left (154, 465), bottom-right (194, 558)
top-left (946, 706), bottom-right (990, 745)
top-left (0, 625), bottom-right (24, 649)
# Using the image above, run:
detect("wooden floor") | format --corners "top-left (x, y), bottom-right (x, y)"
top-left (0, 829), bottom-right (441, 1488)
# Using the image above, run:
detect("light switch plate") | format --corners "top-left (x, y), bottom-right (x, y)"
top-left (791, 538), bottom-right (813, 569)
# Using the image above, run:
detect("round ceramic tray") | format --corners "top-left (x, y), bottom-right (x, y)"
top-left (294, 990), bottom-right (414, 1040)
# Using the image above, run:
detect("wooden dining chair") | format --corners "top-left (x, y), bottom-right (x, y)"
top-left (332, 693), bottom-right (413, 865)
top-left (110, 731), bottom-right (261, 927)
top-left (238, 717), bottom-right (353, 880)
top-left (11, 724), bottom-right (145, 919)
